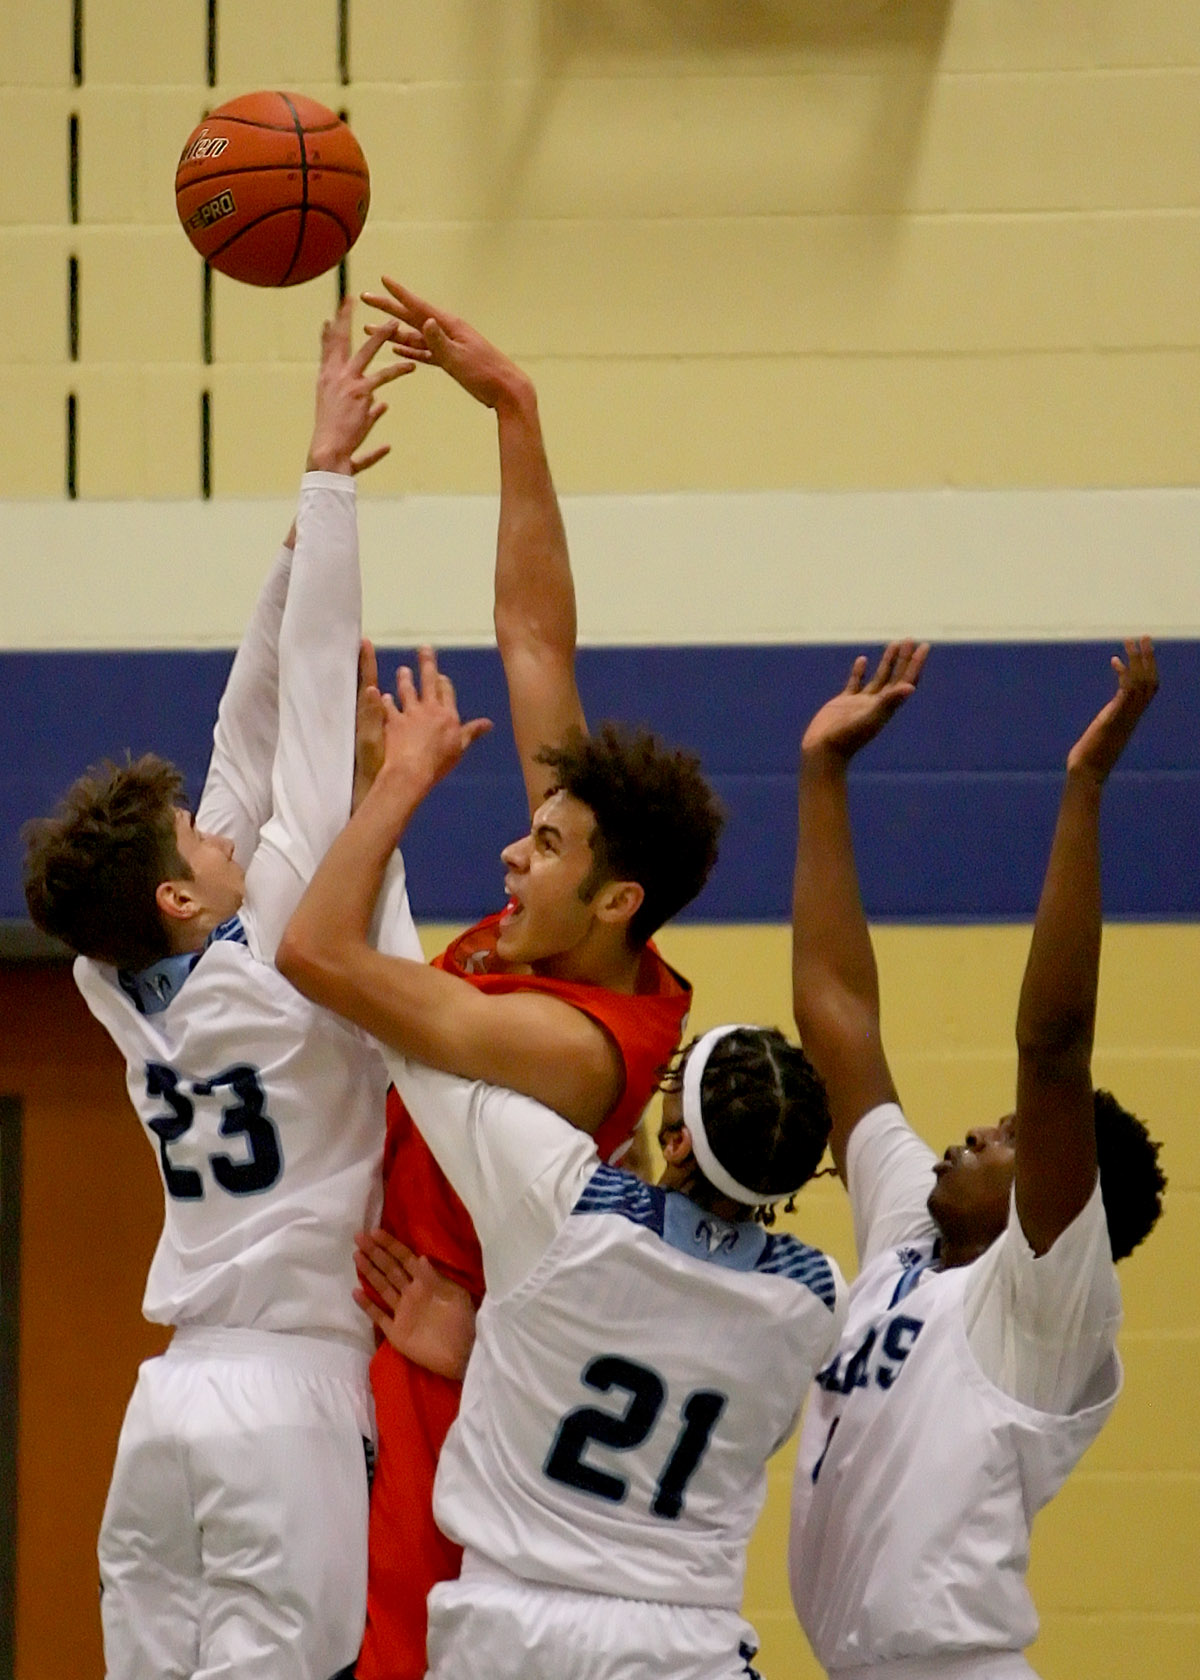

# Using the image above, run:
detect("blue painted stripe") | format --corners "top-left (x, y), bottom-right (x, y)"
top-left (4, 642), bottom-right (1197, 924)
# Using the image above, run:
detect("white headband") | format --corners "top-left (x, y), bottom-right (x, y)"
top-left (681, 1023), bottom-right (791, 1207)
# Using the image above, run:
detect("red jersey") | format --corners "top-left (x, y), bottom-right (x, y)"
top-left (358, 913), bottom-right (691, 1680)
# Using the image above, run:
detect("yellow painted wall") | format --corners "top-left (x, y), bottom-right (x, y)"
top-left (4, 0), bottom-right (1198, 1674)
top-left (2, 1), bottom-right (1199, 497)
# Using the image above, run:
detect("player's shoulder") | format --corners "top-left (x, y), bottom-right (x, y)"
top-left (571, 1166), bottom-right (841, 1312)
top-left (755, 1230), bottom-right (843, 1313)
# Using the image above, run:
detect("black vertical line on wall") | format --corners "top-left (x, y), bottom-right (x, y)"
top-left (68, 255), bottom-right (80, 360)
top-left (0, 1097), bottom-right (22, 1680)
top-left (202, 262), bottom-right (213, 365)
top-left (72, 0), bottom-right (84, 84)
top-left (66, 393), bottom-right (78, 498)
top-left (337, 0), bottom-right (350, 84)
top-left (206, 0), bottom-right (218, 88)
top-left (200, 390), bottom-right (212, 498)
top-left (68, 112), bottom-right (79, 223)
top-left (337, 106), bottom-right (350, 302)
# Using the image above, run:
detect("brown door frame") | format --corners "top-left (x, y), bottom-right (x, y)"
top-left (0, 1093), bottom-right (21, 1680)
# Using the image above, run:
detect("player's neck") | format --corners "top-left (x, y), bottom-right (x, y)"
top-left (531, 926), bottom-right (642, 993)
top-left (935, 1232), bottom-right (994, 1270)
top-left (163, 909), bottom-right (220, 959)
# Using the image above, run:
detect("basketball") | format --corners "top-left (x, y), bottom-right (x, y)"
top-left (175, 91), bottom-right (370, 287)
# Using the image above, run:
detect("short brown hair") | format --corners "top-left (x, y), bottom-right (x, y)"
top-left (536, 724), bottom-right (723, 947)
top-left (23, 754), bottom-right (191, 970)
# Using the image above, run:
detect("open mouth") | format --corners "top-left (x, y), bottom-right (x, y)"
top-left (499, 895), bottom-right (522, 926)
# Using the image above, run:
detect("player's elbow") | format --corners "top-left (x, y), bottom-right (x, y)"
top-left (1015, 1007), bottom-right (1093, 1065)
top-left (276, 922), bottom-right (343, 1006)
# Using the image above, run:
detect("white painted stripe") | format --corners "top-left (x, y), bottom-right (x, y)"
top-left (1, 487), bottom-right (1197, 650)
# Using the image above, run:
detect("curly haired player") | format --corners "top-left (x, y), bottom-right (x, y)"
top-left (295, 282), bottom-right (723, 1678)
top-left (787, 640), bottom-right (1166, 1680)
top-left (280, 648), bottom-right (847, 1680)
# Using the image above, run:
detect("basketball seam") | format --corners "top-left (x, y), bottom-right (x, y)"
top-left (279, 93), bottom-right (309, 286)
top-left (188, 114), bottom-right (344, 135)
top-left (206, 205), bottom-right (356, 267)
top-left (176, 163), bottom-right (368, 188)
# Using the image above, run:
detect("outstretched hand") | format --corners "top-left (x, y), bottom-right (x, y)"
top-left (377, 646), bottom-right (492, 802)
top-left (354, 1228), bottom-right (477, 1381)
top-left (361, 278), bottom-right (531, 411)
top-left (307, 298), bottom-right (416, 475)
top-left (352, 639), bottom-right (386, 812)
top-left (1066, 637), bottom-right (1158, 781)
top-left (801, 641), bottom-right (930, 763)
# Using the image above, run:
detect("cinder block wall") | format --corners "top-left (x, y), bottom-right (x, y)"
top-left (2, 4), bottom-right (1197, 1677)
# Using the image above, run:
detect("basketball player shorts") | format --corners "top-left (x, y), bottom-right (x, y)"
top-left (832, 1658), bottom-right (1038, 1680)
top-left (425, 1552), bottom-right (764, 1680)
top-left (98, 1325), bottom-right (374, 1680)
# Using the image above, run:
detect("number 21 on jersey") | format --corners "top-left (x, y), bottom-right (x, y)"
top-left (544, 1354), bottom-right (727, 1521)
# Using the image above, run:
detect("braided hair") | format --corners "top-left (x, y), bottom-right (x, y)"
top-left (662, 1026), bottom-right (833, 1227)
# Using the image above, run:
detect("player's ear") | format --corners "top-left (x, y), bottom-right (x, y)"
top-left (660, 1124), bottom-right (695, 1168)
top-left (594, 878), bottom-right (644, 930)
top-left (156, 877), bottom-right (201, 925)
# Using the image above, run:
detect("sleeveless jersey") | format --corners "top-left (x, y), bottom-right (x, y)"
top-left (359, 935), bottom-right (691, 1680)
top-left (788, 1237), bottom-right (1120, 1670)
top-left (379, 913), bottom-right (692, 1296)
top-left (434, 1165), bottom-right (846, 1609)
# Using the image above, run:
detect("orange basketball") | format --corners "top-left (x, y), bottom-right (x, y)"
top-left (175, 91), bottom-right (369, 287)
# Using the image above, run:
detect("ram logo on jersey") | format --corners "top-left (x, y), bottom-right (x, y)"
top-left (696, 1218), bottom-right (741, 1256)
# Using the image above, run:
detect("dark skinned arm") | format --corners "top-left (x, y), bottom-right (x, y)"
top-left (1012, 638), bottom-right (1158, 1254)
top-left (792, 643), bottom-right (928, 1179)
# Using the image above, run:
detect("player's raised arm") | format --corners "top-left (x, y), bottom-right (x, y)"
top-left (792, 642), bottom-right (927, 1178)
top-left (363, 280), bottom-right (586, 813)
top-left (246, 302), bottom-right (413, 962)
top-left (1012, 639), bottom-right (1158, 1255)
top-left (277, 648), bottom-right (626, 1131)
top-left (200, 333), bottom-right (398, 865)
top-left (195, 529), bottom-right (294, 867)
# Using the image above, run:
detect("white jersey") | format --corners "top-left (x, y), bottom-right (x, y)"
top-left (789, 1105), bottom-right (1122, 1675)
top-left (388, 1059), bottom-right (847, 1611)
top-left (74, 475), bottom-right (421, 1350)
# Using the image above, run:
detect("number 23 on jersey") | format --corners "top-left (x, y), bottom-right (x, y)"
top-left (145, 1061), bottom-right (283, 1199)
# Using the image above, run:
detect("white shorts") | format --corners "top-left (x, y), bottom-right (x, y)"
top-left (99, 1326), bottom-right (373, 1680)
top-left (426, 1552), bottom-right (764, 1680)
top-left (834, 1655), bottom-right (1038, 1680)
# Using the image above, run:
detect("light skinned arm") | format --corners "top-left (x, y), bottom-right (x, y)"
top-left (200, 412), bottom-right (392, 864)
top-left (243, 304), bottom-right (413, 961)
top-left (276, 648), bottom-right (624, 1131)
top-left (362, 279), bottom-right (586, 814)
top-left (1012, 638), bottom-right (1158, 1255)
top-left (354, 1228), bottom-right (476, 1381)
top-left (196, 534), bottom-right (294, 866)
top-left (792, 643), bottom-right (928, 1179)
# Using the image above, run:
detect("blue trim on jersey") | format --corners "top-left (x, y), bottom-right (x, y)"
top-left (757, 1233), bottom-right (840, 1311)
top-left (118, 914), bottom-right (248, 1016)
top-left (572, 1165), bottom-right (665, 1234)
top-left (573, 1166), bottom-right (838, 1307)
top-left (887, 1245), bottom-right (941, 1309)
top-left (662, 1193), bottom-right (768, 1272)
